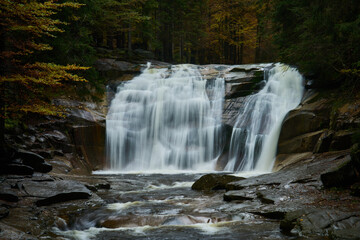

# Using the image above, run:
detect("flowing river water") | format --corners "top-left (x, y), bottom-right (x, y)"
top-left (57, 172), bottom-right (296, 240)
top-left (57, 63), bottom-right (303, 239)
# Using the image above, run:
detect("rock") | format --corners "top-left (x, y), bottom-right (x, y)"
top-left (280, 208), bottom-right (359, 236)
top-left (222, 97), bottom-right (250, 127)
top-left (256, 191), bottom-right (276, 204)
top-left (223, 190), bottom-right (256, 202)
top-left (72, 124), bottom-right (106, 171)
top-left (21, 180), bottom-right (92, 206)
top-left (330, 130), bottom-right (355, 151)
top-left (273, 152), bottom-right (313, 172)
top-left (321, 158), bottom-right (360, 188)
top-left (192, 174), bottom-right (244, 191)
top-left (251, 211), bottom-right (286, 220)
top-left (0, 164), bottom-right (34, 176)
top-left (228, 152), bottom-right (351, 190)
top-left (350, 183), bottom-right (360, 197)
top-left (278, 111), bottom-right (326, 142)
top-left (0, 185), bottom-right (19, 202)
top-left (94, 58), bottom-right (140, 72)
top-left (0, 222), bottom-right (37, 240)
top-left (17, 149), bottom-right (52, 173)
top-left (16, 149), bottom-right (44, 163)
top-left (313, 130), bottom-right (334, 153)
top-left (216, 124), bottom-right (233, 170)
top-left (42, 130), bottom-right (68, 143)
top-left (330, 228), bottom-right (360, 240)
top-left (277, 130), bottom-right (324, 154)
top-left (32, 149), bottom-right (54, 159)
top-left (0, 206), bottom-right (9, 219)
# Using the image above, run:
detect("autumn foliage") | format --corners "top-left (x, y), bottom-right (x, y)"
top-left (0, 0), bottom-right (89, 117)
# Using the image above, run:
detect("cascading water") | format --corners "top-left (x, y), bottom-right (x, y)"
top-left (106, 64), bottom-right (225, 171)
top-left (224, 64), bottom-right (304, 172)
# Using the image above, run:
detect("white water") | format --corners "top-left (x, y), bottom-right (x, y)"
top-left (225, 64), bottom-right (304, 172)
top-left (106, 64), bottom-right (225, 171)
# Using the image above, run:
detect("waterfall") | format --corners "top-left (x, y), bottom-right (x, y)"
top-left (106, 64), bottom-right (225, 171)
top-left (224, 64), bottom-right (304, 172)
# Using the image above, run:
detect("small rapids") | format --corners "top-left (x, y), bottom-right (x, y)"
top-left (54, 173), bottom-right (289, 240)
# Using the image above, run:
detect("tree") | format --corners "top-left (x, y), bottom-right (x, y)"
top-left (0, 0), bottom-right (89, 146)
top-left (273, 0), bottom-right (360, 88)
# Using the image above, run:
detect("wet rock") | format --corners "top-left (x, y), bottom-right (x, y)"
top-left (0, 185), bottom-right (19, 202)
top-left (192, 174), bottom-right (244, 191)
top-left (16, 149), bottom-right (44, 163)
top-left (277, 130), bottom-right (324, 154)
top-left (0, 222), bottom-right (37, 240)
top-left (321, 158), bottom-right (360, 188)
top-left (228, 152), bottom-right (351, 190)
top-left (313, 130), bottom-right (334, 153)
top-left (273, 152), bottom-right (313, 172)
top-left (85, 182), bottom-right (110, 192)
top-left (256, 191), bottom-right (276, 204)
top-left (17, 149), bottom-right (52, 173)
top-left (72, 124), bottom-right (106, 171)
top-left (223, 190), bottom-right (256, 202)
top-left (251, 210), bottom-right (286, 220)
top-left (21, 180), bottom-right (92, 206)
top-left (278, 111), bottom-right (326, 142)
top-left (280, 208), bottom-right (359, 236)
top-left (0, 206), bottom-right (9, 219)
top-left (0, 164), bottom-right (34, 176)
top-left (222, 97), bottom-right (250, 127)
top-left (330, 228), bottom-right (360, 240)
top-left (42, 130), bottom-right (68, 143)
top-left (330, 130), bottom-right (355, 151)
top-left (32, 149), bottom-right (54, 159)
top-left (350, 183), bottom-right (360, 197)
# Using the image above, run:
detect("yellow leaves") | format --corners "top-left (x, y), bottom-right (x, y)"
top-left (7, 102), bottom-right (66, 117)
top-left (341, 69), bottom-right (360, 77)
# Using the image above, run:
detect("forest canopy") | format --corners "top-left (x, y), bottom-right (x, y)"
top-left (0, 0), bottom-right (359, 131)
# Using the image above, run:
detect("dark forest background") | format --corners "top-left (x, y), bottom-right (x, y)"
top-left (0, 0), bottom-right (360, 142)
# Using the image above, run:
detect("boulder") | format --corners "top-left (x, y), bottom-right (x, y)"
top-left (278, 111), bottom-right (326, 142)
top-left (17, 149), bottom-right (52, 173)
top-left (192, 174), bottom-right (244, 191)
top-left (277, 130), bottom-right (324, 154)
top-left (330, 130), bottom-right (355, 151)
top-left (21, 180), bottom-right (92, 206)
top-left (321, 158), bottom-right (360, 188)
top-left (0, 164), bottom-right (34, 176)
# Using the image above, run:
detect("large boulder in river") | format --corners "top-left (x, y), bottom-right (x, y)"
top-left (192, 174), bottom-right (244, 191)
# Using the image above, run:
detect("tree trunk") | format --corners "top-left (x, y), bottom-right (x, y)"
top-left (128, 23), bottom-right (132, 56)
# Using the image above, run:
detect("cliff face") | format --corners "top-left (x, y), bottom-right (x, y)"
top-left (275, 90), bottom-right (360, 171)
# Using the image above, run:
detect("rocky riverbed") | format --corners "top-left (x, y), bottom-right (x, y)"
top-left (1, 61), bottom-right (360, 239)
